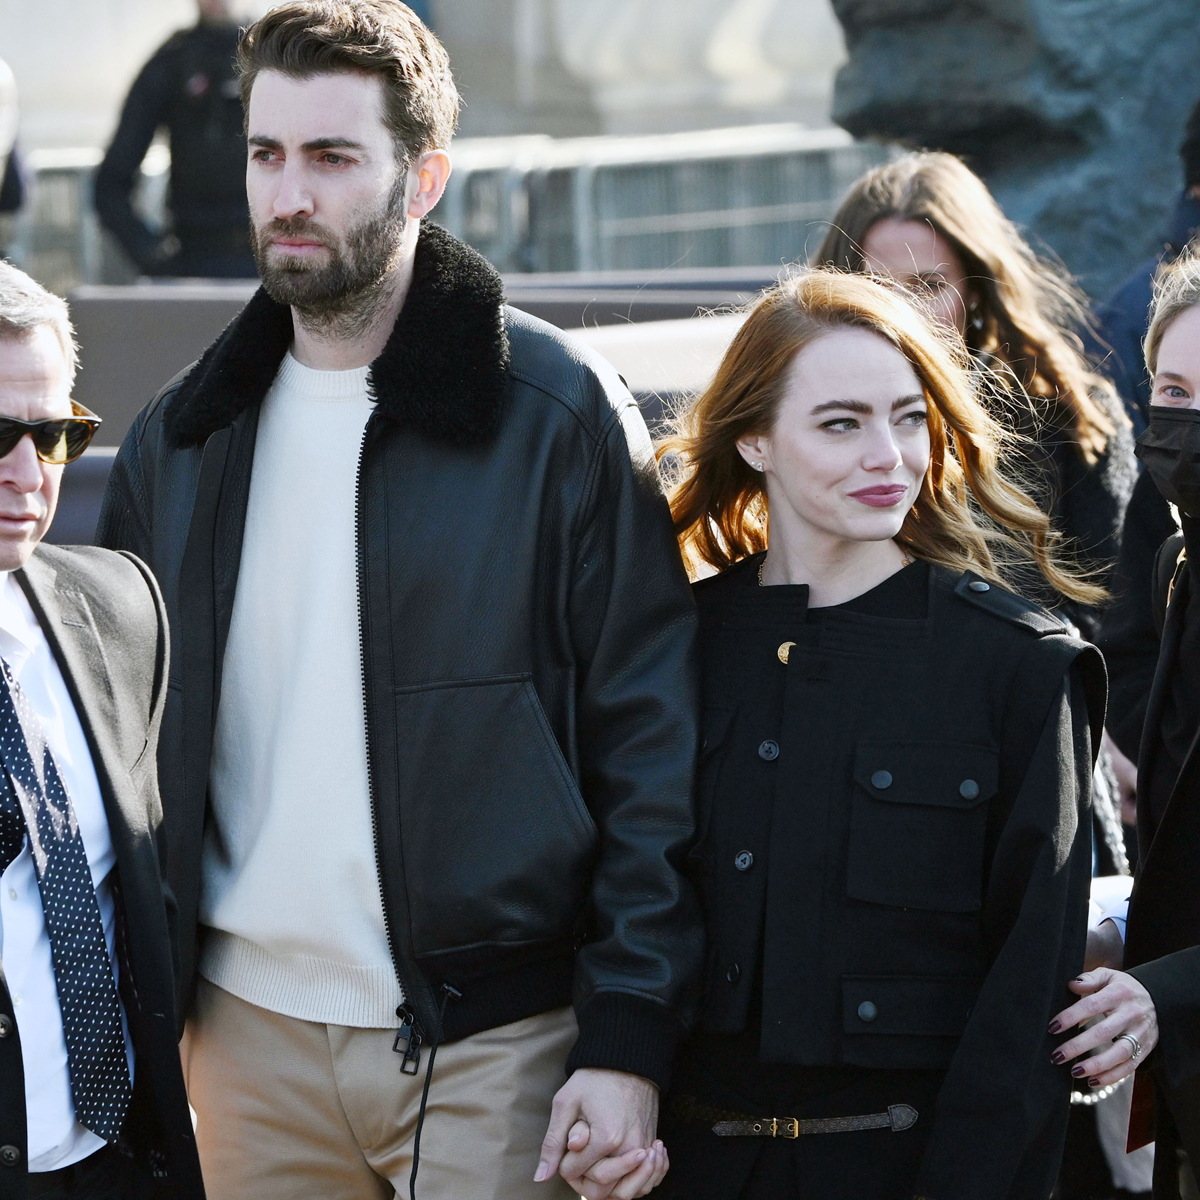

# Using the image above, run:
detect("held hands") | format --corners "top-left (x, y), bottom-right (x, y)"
top-left (1049, 969), bottom-right (1159, 1088)
top-left (535, 1068), bottom-right (668, 1199)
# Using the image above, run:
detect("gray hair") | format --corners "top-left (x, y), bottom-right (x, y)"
top-left (0, 260), bottom-right (78, 380)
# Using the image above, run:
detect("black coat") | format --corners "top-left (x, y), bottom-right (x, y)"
top-left (0, 546), bottom-right (202, 1200)
top-left (95, 223), bottom-right (703, 1088)
top-left (1097, 468), bottom-right (1179, 763)
top-left (1124, 526), bottom-right (1200, 1198)
top-left (683, 557), bottom-right (1104, 1200)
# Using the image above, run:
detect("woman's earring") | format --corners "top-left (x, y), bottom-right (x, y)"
top-left (751, 462), bottom-right (764, 472)
top-left (969, 302), bottom-right (984, 332)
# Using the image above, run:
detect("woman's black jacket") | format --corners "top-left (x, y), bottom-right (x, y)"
top-left (688, 557), bottom-right (1105, 1200)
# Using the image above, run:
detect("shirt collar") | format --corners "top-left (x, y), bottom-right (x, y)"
top-left (0, 572), bottom-right (41, 674)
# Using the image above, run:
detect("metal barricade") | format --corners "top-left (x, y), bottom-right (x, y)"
top-left (440, 124), bottom-right (891, 273)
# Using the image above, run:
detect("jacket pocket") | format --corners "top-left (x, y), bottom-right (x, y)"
top-left (846, 741), bottom-right (998, 913)
top-left (393, 674), bottom-right (597, 958)
top-left (842, 975), bottom-right (981, 1038)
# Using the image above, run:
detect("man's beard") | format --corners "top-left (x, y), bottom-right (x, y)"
top-left (252, 176), bottom-right (407, 340)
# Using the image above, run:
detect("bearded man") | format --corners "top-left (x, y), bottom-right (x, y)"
top-left (96, 3), bottom-right (701, 1200)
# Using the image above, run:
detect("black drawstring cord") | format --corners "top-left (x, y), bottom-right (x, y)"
top-left (409, 984), bottom-right (461, 1200)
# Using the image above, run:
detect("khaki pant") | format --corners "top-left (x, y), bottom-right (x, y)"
top-left (182, 977), bottom-right (578, 1200)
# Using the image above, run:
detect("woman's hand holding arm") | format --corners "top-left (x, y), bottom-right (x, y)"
top-left (1049, 969), bottom-right (1159, 1087)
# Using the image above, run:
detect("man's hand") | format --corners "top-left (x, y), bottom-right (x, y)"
top-left (535, 1068), bottom-right (667, 1199)
top-left (1084, 918), bottom-right (1125, 972)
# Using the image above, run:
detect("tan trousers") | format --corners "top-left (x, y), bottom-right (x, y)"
top-left (182, 977), bottom-right (578, 1200)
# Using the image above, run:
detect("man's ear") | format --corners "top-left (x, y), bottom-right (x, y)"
top-left (408, 150), bottom-right (451, 220)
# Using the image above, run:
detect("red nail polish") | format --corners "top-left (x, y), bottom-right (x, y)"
top-left (1051, 1050), bottom-right (1066, 1065)
top-left (1071, 1064), bottom-right (1087, 1077)
top-left (1048, 1020), bottom-right (1062, 1034)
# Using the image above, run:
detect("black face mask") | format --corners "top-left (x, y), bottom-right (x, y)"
top-left (1136, 406), bottom-right (1200, 518)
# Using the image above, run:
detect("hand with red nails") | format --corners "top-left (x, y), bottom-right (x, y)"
top-left (1049, 969), bottom-right (1159, 1088)
top-left (534, 1068), bottom-right (667, 1198)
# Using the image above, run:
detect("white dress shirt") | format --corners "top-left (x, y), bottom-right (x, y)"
top-left (0, 571), bottom-right (132, 1171)
top-left (1101, 898), bottom-right (1129, 942)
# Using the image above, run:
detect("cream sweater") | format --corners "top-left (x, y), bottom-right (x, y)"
top-left (199, 353), bottom-right (404, 1027)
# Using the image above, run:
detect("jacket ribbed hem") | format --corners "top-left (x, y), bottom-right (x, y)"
top-left (566, 992), bottom-right (683, 1092)
top-left (434, 950), bottom-right (575, 1044)
top-left (199, 929), bottom-right (403, 1028)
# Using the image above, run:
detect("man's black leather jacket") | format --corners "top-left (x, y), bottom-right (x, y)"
top-left (97, 224), bottom-right (703, 1086)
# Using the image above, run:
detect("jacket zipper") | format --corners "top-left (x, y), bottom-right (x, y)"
top-left (354, 418), bottom-right (425, 1068)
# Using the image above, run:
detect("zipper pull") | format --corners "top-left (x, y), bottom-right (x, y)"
top-left (393, 1005), bottom-right (423, 1075)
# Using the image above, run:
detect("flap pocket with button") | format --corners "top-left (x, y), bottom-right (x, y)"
top-left (842, 975), bottom-right (982, 1038)
top-left (846, 741), bottom-right (998, 913)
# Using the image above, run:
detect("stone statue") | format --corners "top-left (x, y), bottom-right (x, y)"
top-left (828, 0), bottom-right (1200, 298)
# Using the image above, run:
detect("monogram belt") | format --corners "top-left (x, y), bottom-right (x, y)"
top-left (672, 1094), bottom-right (919, 1137)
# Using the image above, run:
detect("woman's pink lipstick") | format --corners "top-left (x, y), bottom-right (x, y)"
top-left (848, 484), bottom-right (908, 508)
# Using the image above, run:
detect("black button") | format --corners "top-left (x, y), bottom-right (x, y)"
top-left (0, 1015), bottom-right (11, 1038)
top-left (734, 851), bottom-right (754, 871)
top-left (959, 779), bottom-right (980, 800)
top-left (727, 963), bottom-right (741, 984)
top-left (857, 1001), bottom-right (878, 1023)
top-left (968, 580), bottom-right (990, 593)
top-left (758, 740), bottom-right (779, 761)
top-left (0, 1145), bottom-right (19, 1167)
top-left (871, 770), bottom-right (892, 790)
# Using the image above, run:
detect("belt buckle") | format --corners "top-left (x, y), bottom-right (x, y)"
top-left (775, 1117), bottom-right (799, 1139)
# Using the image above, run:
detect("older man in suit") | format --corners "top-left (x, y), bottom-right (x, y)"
top-left (0, 261), bottom-right (202, 1199)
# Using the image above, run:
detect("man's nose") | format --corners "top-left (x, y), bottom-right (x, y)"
top-left (0, 435), bottom-right (46, 494)
top-left (272, 164), bottom-right (315, 219)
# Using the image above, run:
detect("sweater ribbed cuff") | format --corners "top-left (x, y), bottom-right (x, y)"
top-left (566, 992), bottom-right (683, 1091)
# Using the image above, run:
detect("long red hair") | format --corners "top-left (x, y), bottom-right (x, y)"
top-left (658, 268), bottom-right (1104, 606)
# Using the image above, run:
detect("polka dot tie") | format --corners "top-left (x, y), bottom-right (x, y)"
top-left (0, 657), bottom-right (132, 1143)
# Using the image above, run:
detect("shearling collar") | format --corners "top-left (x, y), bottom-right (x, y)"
top-left (163, 222), bottom-right (510, 449)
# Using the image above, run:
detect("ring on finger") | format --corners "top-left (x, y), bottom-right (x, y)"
top-left (1115, 1032), bottom-right (1143, 1061)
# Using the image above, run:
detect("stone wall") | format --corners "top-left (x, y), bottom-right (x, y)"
top-left (829, 0), bottom-right (1200, 298)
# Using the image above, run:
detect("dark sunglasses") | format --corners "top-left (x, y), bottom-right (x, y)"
top-left (0, 403), bottom-right (101, 465)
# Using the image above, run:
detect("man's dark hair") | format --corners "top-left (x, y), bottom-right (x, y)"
top-left (237, 1), bottom-right (459, 161)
